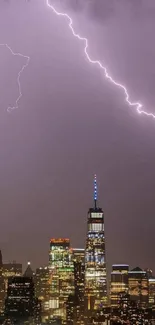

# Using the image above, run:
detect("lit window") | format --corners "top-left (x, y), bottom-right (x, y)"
top-left (89, 223), bottom-right (103, 231)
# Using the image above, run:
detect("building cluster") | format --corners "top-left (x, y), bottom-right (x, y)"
top-left (0, 257), bottom-right (41, 325)
top-left (0, 176), bottom-right (155, 325)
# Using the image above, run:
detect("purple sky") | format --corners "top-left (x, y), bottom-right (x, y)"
top-left (0, 0), bottom-right (155, 274)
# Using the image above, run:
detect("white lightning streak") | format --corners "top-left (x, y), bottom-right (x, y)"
top-left (0, 44), bottom-right (30, 112)
top-left (46, 0), bottom-right (155, 120)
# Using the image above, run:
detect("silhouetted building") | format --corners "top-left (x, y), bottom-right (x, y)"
top-left (110, 264), bottom-right (129, 308)
top-left (84, 175), bottom-right (107, 320)
top-left (128, 267), bottom-right (149, 308)
top-left (5, 276), bottom-right (41, 324)
top-left (24, 262), bottom-right (33, 278)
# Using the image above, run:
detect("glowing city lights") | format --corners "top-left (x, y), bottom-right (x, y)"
top-left (94, 174), bottom-right (97, 202)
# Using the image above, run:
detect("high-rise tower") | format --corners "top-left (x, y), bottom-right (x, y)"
top-left (84, 175), bottom-right (107, 316)
top-left (128, 267), bottom-right (149, 308)
top-left (0, 250), bottom-right (4, 313)
top-left (5, 276), bottom-right (41, 324)
top-left (110, 264), bottom-right (129, 308)
top-left (49, 238), bottom-right (74, 324)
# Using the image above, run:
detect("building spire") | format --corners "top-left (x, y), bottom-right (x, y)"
top-left (94, 174), bottom-right (97, 209)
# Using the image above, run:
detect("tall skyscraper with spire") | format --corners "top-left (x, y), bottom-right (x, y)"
top-left (84, 175), bottom-right (107, 317)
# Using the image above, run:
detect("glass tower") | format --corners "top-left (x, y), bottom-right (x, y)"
top-left (84, 175), bottom-right (107, 315)
top-left (110, 264), bottom-right (129, 307)
top-left (49, 238), bottom-right (74, 323)
top-left (128, 267), bottom-right (149, 308)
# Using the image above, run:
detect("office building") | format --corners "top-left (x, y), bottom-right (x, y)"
top-left (72, 249), bottom-right (85, 264)
top-left (148, 277), bottom-right (155, 307)
top-left (0, 260), bottom-right (22, 313)
top-left (2, 262), bottom-right (22, 293)
top-left (74, 261), bottom-right (85, 324)
top-left (0, 251), bottom-right (5, 313)
top-left (66, 294), bottom-right (79, 325)
top-left (49, 238), bottom-right (74, 323)
top-left (5, 276), bottom-right (41, 324)
top-left (115, 292), bottom-right (151, 324)
top-left (2, 262), bottom-right (22, 278)
top-left (110, 264), bottom-right (129, 308)
top-left (34, 266), bottom-right (50, 321)
top-left (128, 267), bottom-right (149, 308)
top-left (84, 175), bottom-right (107, 318)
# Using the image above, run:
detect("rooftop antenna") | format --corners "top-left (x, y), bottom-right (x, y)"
top-left (94, 174), bottom-right (97, 209)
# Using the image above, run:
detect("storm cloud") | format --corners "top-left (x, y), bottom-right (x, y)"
top-left (0, 0), bottom-right (155, 275)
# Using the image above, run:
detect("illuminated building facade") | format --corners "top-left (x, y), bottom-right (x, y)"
top-left (116, 292), bottom-right (153, 324)
top-left (110, 264), bottom-right (129, 308)
top-left (34, 266), bottom-right (50, 321)
top-left (49, 238), bottom-right (74, 323)
top-left (74, 261), bottom-right (85, 324)
top-left (0, 252), bottom-right (22, 313)
top-left (65, 249), bottom-right (85, 325)
top-left (0, 251), bottom-right (5, 313)
top-left (85, 175), bottom-right (107, 316)
top-left (66, 294), bottom-right (78, 325)
top-left (2, 263), bottom-right (22, 278)
top-left (148, 277), bottom-right (155, 307)
top-left (128, 267), bottom-right (149, 308)
top-left (2, 262), bottom-right (22, 292)
top-left (73, 248), bottom-right (85, 264)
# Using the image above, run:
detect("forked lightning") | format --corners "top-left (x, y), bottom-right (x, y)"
top-left (0, 43), bottom-right (30, 112)
top-left (0, 2), bottom-right (154, 119)
top-left (46, 0), bottom-right (155, 120)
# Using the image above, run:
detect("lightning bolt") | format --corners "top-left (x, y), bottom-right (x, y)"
top-left (0, 44), bottom-right (30, 112)
top-left (46, 0), bottom-right (155, 120)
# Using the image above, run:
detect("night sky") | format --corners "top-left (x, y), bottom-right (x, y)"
top-left (0, 0), bottom-right (155, 275)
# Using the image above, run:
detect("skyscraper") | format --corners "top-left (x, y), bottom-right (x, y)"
top-left (66, 294), bottom-right (79, 325)
top-left (5, 276), bottom-right (41, 324)
top-left (110, 264), bottom-right (129, 308)
top-left (34, 266), bottom-right (50, 321)
top-left (148, 277), bottom-right (155, 307)
top-left (2, 262), bottom-right (22, 293)
top-left (128, 267), bottom-right (149, 308)
top-left (145, 269), bottom-right (155, 308)
top-left (72, 249), bottom-right (85, 264)
top-left (0, 251), bottom-right (5, 313)
top-left (73, 261), bottom-right (85, 325)
top-left (84, 175), bottom-right (107, 317)
top-left (49, 238), bottom-right (74, 323)
top-left (2, 261), bottom-right (22, 313)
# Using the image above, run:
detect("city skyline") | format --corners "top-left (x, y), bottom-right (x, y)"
top-left (0, 174), bottom-right (154, 277)
top-left (0, 172), bottom-right (154, 274)
top-left (2, 238), bottom-right (155, 324)
top-left (0, 0), bottom-right (155, 274)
